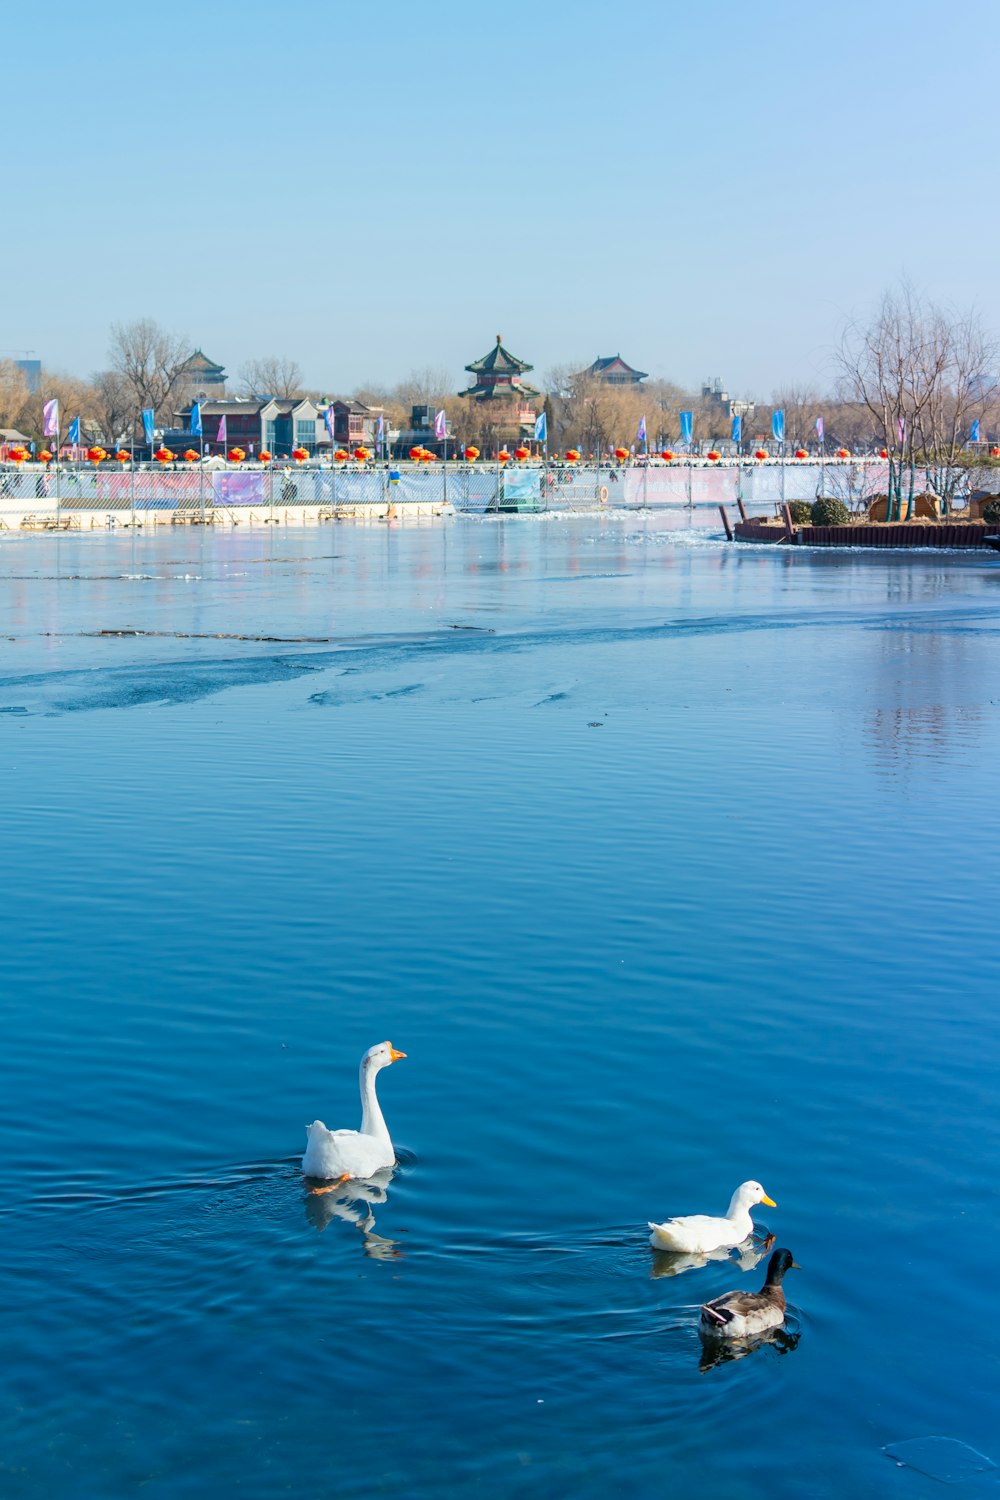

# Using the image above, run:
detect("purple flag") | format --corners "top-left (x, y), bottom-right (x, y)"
top-left (433, 409), bottom-right (446, 440)
top-left (217, 415), bottom-right (227, 444)
top-left (42, 398), bottom-right (59, 437)
top-left (816, 416), bottom-right (824, 441)
top-left (897, 417), bottom-right (905, 444)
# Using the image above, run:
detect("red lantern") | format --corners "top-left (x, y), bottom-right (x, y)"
top-left (353, 446), bottom-right (369, 462)
top-left (334, 449), bottom-right (349, 463)
top-left (660, 450), bottom-right (674, 462)
top-left (116, 450), bottom-right (131, 464)
top-left (991, 446), bottom-right (1000, 458)
top-left (8, 445), bottom-right (29, 464)
top-left (227, 447), bottom-right (246, 463)
top-left (794, 448), bottom-right (808, 459)
top-left (421, 451), bottom-right (436, 463)
top-left (464, 446), bottom-right (480, 462)
top-left (409, 446), bottom-right (424, 460)
top-left (706, 450), bottom-right (721, 462)
top-left (498, 449), bottom-right (511, 464)
top-left (614, 446), bottom-right (629, 461)
top-left (154, 447), bottom-right (175, 463)
top-left (182, 448), bottom-right (200, 463)
top-left (565, 448), bottom-right (580, 462)
top-left (514, 446), bottom-right (530, 461)
top-left (258, 449), bottom-right (272, 463)
top-left (835, 447), bottom-right (850, 459)
top-left (38, 449), bottom-right (53, 463)
top-left (88, 446), bottom-right (107, 465)
top-left (292, 447), bottom-right (309, 463)
top-left (754, 448), bottom-right (768, 461)
top-left (878, 447), bottom-right (888, 459)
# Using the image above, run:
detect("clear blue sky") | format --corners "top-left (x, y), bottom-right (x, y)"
top-left (5, 0), bottom-right (997, 400)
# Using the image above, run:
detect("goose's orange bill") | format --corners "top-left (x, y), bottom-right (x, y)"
top-left (389, 1047), bottom-right (407, 1061)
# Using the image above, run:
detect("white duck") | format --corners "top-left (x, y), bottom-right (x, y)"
top-left (302, 1041), bottom-right (406, 1181)
top-left (648, 1180), bottom-right (776, 1255)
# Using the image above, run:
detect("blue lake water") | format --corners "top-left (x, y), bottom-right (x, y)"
top-left (2, 516), bottom-right (999, 1500)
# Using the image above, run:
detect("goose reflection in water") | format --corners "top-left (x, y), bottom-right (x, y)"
top-left (650, 1232), bottom-right (776, 1279)
top-left (698, 1323), bottom-right (800, 1373)
top-left (303, 1167), bottom-right (401, 1258)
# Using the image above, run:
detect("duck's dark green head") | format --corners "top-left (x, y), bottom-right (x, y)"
top-left (764, 1248), bottom-right (799, 1285)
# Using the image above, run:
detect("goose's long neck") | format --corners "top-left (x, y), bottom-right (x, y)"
top-left (359, 1061), bottom-right (390, 1144)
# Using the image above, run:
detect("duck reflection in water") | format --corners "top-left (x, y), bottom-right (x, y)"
top-left (698, 1323), bottom-right (800, 1373)
top-left (650, 1232), bottom-right (776, 1279)
top-left (303, 1167), bottom-right (401, 1259)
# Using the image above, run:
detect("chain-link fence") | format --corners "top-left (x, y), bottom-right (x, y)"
top-left (0, 458), bottom-right (983, 528)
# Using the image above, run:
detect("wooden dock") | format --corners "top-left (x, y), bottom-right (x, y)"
top-left (734, 520), bottom-right (992, 549)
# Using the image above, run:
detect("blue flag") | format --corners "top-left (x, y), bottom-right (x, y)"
top-left (679, 411), bottom-right (693, 445)
top-left (971, 419), bottom-right (981, 443)
top-left (68, 416), bottom-right (81, 444)
top-left (533, 410), bottom-right (547, 443)
top-left (731, 414), bottom-right (742, 444)
top-left (324, 407), bottom-right (336, 441)
top-left (772, 409), bottom-right (785, 443)
top-left (637, 415), bottom-right (647, 446)
top-left (142, 408), bottom-right (155, 445)
top-left (376, 414), bottom-right (384, 442)
top-left (816, 416), bottom-right (824, 441)
top-left (190, 402), bottom-right (202, 437)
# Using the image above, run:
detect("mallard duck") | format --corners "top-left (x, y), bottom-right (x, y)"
top-left (700, 1247), bottom-right (799, 1338)
top-left (648, 1180), bottom-right (776, 1254)
top-left (302, 1041), bottom-right (406, 1180)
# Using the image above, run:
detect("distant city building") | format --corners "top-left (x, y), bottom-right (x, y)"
top-left (14, 359), bottom-right (41, 394)
top-left (702, 377), bottom-right (754, 422)
top-left (583, 354), bottom-right (648, 385)
top-left (176, 350), bottom-right (227, 406)
top-left (172, 396), bottom-right (321, 454)
top-left (329, 399), bottom-right (386, 449)
top-left (459, 335), bottom-right (541, 436)
top-left (0, 426), bottom-right (31, 455)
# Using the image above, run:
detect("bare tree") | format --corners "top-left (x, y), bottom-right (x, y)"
top-left (545, 364), bottom-right (693, 455)
top-left (109, 319), bottom-right (192, 429)
top-left (838, 282), bottom-right (998, 516)
top-left (89, 369), bottom-right (136, 446)
top-left (0, 359), bottom-right (30, 431)
top-left (237, 356), bottom-right (303, 399)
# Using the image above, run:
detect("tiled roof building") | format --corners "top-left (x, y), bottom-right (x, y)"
top-left (583, 355), bottom-right (648, 385)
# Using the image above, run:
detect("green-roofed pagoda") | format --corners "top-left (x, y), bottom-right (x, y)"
top-left (459, 335), bottom-right (542, 440)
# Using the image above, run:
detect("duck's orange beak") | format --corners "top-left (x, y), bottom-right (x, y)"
top-left (761, 1194), bottom-right (777, 1208)
top-left (389, 1047), bottom-right (407, 1061)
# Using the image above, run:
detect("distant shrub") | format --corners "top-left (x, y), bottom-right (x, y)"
top-left (811, 496), bottom-right (851, 526)
top-left (788, 500), bottom-right (812, 524)
top-left (983, 497), bottom-right (1000, 525)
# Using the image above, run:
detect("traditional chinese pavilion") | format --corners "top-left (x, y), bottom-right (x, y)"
top-left (583, 354), bottom-right (648, 385)
top-left (176, 349), bottom-right (228, 403)
top-left (459, 335), bottom-right (542, 435)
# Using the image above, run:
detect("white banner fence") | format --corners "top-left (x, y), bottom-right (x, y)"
top-left (0, 459), bottom-right (990, 525)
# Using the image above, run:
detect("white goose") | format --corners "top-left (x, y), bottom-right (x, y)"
top-left (648, 1180), bottom-right (776, 1255)
top-left (303, 1041), bottom-right (406, 1181)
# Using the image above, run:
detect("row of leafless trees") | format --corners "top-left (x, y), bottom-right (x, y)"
top-left (4, 293), bottom-right (996, 479)
top-left (0, 322), bottom-right (308, 449)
